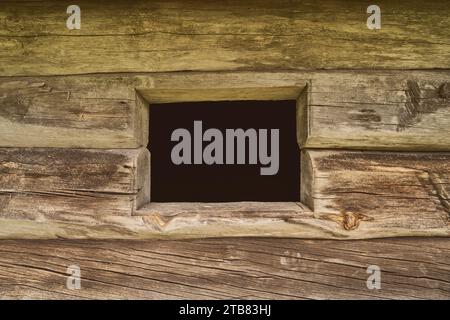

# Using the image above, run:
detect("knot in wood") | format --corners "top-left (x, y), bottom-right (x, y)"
top-left (323, 211), bottom-right (372, 231)
top-left (342, 212), bottom-right (367, 230)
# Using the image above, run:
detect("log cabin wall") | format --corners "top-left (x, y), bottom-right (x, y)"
top-left (0, 0), bottom-right (449, 299)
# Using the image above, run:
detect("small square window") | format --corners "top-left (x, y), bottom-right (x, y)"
top-left (149, 100), bottom-right (300, 202)
top-left (135, 83), bottom-right (310, 226)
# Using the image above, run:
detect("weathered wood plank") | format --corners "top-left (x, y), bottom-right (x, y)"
top-left (302, 72), bottom-right (450, 150)
top-left (0, 237), bottom-right (448, 299)
top-left (0, 77), bottom-right (147, 148)
top-left (141, 86), bottom-right (305, 103)
top-left (0, 200), bottom-right (447, 240)
top-left (301, 150), bottom-right (450, 233)
top-left (2, 71), bottom-right (449, 150)
top-left (1, 0), bottom-right (449, 76)
top-left (0, 148), bottom-right (150, 218)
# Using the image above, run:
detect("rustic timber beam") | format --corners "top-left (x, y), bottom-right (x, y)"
top-left (0, 199), bottom-right (448, 240)
top-left (0, 148), bottom-right (150, 218)
top-left (302, 73), bottom-right (450, 150)
top-left (0, 77), bottom-right (148, 148)
top-left (301, 150), bottom-right (450, 232)
top-left (1, 0), bottom-right (449, 75)
top-left (140, 87), bottom-right (305, 104)
top-left (0, 238), bottom-right (448, 299)
top-left (1, 71), bottom-right (449, 150)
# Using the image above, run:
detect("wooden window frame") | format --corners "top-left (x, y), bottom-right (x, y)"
top-left (133, 82), bottom-right (312, 237)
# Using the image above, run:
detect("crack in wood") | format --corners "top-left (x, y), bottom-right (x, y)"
top-left (427, 172), bottom-right (450, 217)
top-left (439, 83), bottom-right (450, 99)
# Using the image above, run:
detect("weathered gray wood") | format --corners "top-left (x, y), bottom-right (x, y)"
top-left (301, 150), bottom-right (450, 233)
top-left (0, 148), bottom-right (150, 218)
top-left (1, 0), bottom-right (450, 76)
top-left (0, 199), bottom-right (447, 240)
top-left (141, 86), bottom-right (305, 103)
top-left (302, 72), bottom-right (450, 150)
top-left (0, 237), bottom-right (448, 299)
top-left (0, 148), bottom-right (447, 240)
top-left (2, 71), bottom-right (449, 150)
top-left (0, 77), bottom-right (148, 148)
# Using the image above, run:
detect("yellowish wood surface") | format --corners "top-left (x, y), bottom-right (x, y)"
top-left (1, 0), bottom-right (449, 76)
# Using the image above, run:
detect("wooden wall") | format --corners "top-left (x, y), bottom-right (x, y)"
top-left (0, 0), bottom-right (449, 299)
top-left (1, 72), bottom-right (448, 240)
top-left (1, 0), bottom-right (449, 75)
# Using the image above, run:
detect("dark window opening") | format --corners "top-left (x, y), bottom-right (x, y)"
top-left (148, 100), bottom-right (300, 202)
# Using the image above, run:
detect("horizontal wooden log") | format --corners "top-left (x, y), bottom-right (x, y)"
top-left (1, 0), bottom-right (450, 76)
top-left (0, 148), bottom-right (150, 218)
top-left (141, 86), bottom-right (305, 103)
top-left (0, 237), bottom-right (448, 299)
top-left (2, 71), bottom-right (449, 150)
top-left (301, 150), bottom-right (450, 234)
top-left (0, 77), bottom-right (148, 148)
top-left (0, 200), bottom-right (447, 240)
top-left (301, 72), bottom-right (450, 150)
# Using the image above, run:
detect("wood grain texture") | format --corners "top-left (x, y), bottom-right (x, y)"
top-left (2, 71), bottom-right (449, 150)
top-left (301, 150), bottom-right (450, 233)
top-left (0, 237), bottom-right (448, 299)
top-left (303, 72), bottom-right (450, 150)
top-left (141, 86), bottom-right (305, 103)
top-left (0, 202), bottom-right (319, 239)
top-left (0, 77), bottom-right (147, 148)
top-left (0, 200), bottom-right (447, 240)
top-left (1, 0), bottom-right (449, 76)
top-left (0, 148), bottom-right (150, 219)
